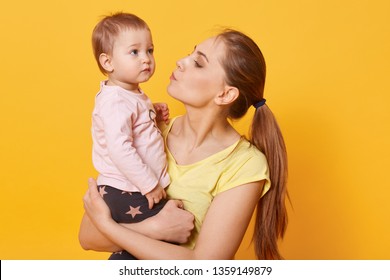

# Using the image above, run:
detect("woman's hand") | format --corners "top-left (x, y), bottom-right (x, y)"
top-left (144, 200), bottom-right (195, 244)
top-left (83, 178), bottom-right (113, 229)
top-left (82, 178), bottom-right (194, 247)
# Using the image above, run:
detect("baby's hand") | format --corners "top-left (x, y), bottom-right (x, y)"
top-left (145, 185), bottom-right (167, 209)
top-left (153, 103), bottom-right (169, 124)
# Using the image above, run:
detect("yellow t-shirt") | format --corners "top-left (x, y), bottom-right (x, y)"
top-left (162, 117), bottom-right (271, 249)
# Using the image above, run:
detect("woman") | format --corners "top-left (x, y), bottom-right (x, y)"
top-left (79, 29), bottom-right (288, 259)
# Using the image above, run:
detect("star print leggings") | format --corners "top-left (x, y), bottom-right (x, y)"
top-left (98, 185), bottom-right (168, 260)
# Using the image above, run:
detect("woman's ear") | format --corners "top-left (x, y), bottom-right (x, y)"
top-left (99, 53), bottom-right (114, 73)
top-left (215, 86), bottom-right (239, 105)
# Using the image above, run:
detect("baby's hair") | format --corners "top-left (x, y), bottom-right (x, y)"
top-left (91, 12), bottom-right (150, 74)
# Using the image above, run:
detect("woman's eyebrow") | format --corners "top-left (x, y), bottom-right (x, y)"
top-left (194, 45), bottom-right (209, 62)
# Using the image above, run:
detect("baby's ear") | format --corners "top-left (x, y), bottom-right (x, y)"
top-left (98, 53), bottom-right (114, 73)
top-left (215, 86), bottom-right (239, 105)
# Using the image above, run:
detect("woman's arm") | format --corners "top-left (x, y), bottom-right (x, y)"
top-left (79, 213), bottom-right (121, 252)
top-left (190, 181), bottom-right (264, 259)
top-left (79, 179), bottom-right (194, 252)
top-left (83, 178), bottom-right (264, 259)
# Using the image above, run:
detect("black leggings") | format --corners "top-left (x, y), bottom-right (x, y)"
top-left (98, 185), bottom-right (168, 260)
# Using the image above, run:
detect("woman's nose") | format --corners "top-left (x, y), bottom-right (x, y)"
top-left (176, 58), bottom-right (184, 70)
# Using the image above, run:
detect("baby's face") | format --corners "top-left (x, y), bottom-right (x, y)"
top-left (108, 28), bottom-right (155, 91)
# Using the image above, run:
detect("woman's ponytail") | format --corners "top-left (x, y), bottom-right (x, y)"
top-left (217, 29), bottom-right (289, 259)
top-left (250, 105), bottom-right (288, 259)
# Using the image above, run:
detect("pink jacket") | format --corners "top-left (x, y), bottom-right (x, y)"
top-left (92, 82), bottom-right (170, 194)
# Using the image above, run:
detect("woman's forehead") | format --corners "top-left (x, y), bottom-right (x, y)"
top-left (196, 37), bottom-right (225, 61)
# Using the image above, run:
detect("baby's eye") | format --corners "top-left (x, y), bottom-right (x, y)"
top-left (130, 50), bottom-right (138, 55)
top-left (148, 48), bottom-right (154, 54)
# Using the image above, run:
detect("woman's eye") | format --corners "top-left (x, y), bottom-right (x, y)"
top-left (194, 60), bottom-right (202, 68)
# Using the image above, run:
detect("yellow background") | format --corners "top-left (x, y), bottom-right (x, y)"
top-left (1, 0), bottom-right (389, 259)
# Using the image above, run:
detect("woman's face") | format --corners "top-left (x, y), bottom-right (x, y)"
top-left (167, 37), bottom-right (227, 108)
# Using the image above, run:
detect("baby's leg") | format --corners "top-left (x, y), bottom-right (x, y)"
top-left (97, 185), bottom-right (167, 260)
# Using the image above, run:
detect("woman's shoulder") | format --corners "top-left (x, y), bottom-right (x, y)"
top-left (233, 137), bottom-right (267, 161)
top-left (214, 137), bottom-right (270, 196)
top-left (219, 137), bottom-right (269, 177)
